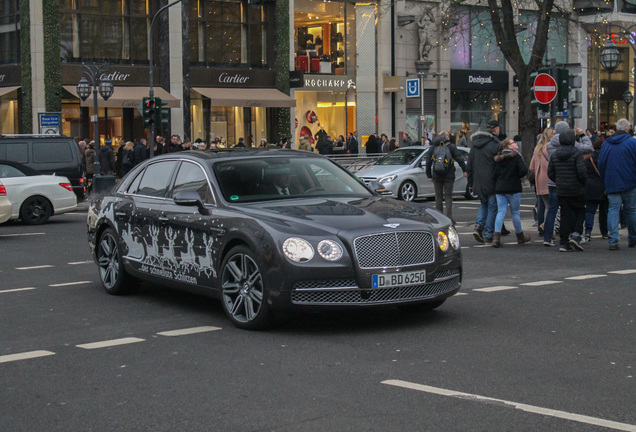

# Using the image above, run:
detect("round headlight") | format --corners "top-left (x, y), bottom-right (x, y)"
top-left (437, 231), bottom-right (449, 252)
top-left (447, 226), bottom-right (460, 250)
top-left (317, 240), bottom-right (343, 261)
top-left (283, 237), bottom-right (314, 262)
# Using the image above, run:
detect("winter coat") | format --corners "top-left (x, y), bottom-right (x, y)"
top-left (120, 149), bottom-right (135, 176)
top-left (467, 131), bottom-right (500, 196)
top-left (598, 131), bottom-right (636, 194)
top-left (546, 132), bottom-right (593, 187)
top-left (316, 139), bottom-right (334, 155)
top-left (547, 145), bottom-right (587, 196)
top-left (298, 136), bottom-right (312, 152)
top-left (133, 143), bottom-right (148, 166)
top-left (85, 148), bottom-right (95, 175)
top-left (98, 144), bottom-right (116, 175)
top-left (365, 136), bottom-right (381, 154)
top-left (529, 147), bottom-right (550, 195)
top-left (584, 149), bottom-right (605, 201)
top-left (425, 136), bottom-right (467, 180)
top-left (494, 149), bottom-right (528, 194)
top-left (346, 137), bottom-right (358, 154)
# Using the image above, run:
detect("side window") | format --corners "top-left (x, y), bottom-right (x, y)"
top-left (129, 161), bottom-right (178, 197)
top-left (172, 161), bottom-right (214, 204)
top-left (4, 142), bottom-right (28, 163)
top-left (32, 141), bottom-right (73, 163)
top-left (0, 164), bottom-right (26, 178)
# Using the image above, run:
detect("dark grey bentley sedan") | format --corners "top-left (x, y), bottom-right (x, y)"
top-left (87, 149), bottom-right (462, 329)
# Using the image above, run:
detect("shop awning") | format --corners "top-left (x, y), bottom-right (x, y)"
top-left (193, 87), bottom-right (296, 108)
top-left (0, 86), bottom-right (20, 97)
top-left (63, 86), bottom-right (180, 108)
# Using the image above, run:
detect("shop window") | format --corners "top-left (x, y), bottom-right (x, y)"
top-left (294, 0), bottom-right (346, 74)
top-left (189, 0), bottom-right (270, 67)
top-left (451, 90), bottom-right (505, 135)
top-left (0, 2), bottom-right (19, 64)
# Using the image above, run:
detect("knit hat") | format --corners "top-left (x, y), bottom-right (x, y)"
top-left (554, 121), bottom-right (570, 135)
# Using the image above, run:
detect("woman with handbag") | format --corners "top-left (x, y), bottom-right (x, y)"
top-left (530, 127), bottom-right (554, 239)
top-left (583, 138), bottom-right (608, 241)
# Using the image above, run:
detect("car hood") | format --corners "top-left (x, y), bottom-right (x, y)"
top-left (356, 165), bottom-right (410, 178)
top-left (231, 196), bottom-right (447, 236)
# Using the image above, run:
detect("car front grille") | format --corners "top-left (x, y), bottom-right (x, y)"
top-left (353, 231), bottom-right (435, 268)
top-left (291, 268), bottom-right (460, 305)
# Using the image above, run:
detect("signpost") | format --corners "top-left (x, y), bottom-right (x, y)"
top-left (533, 73), bottom-right (558, 104)
top-left (38, 113), bottom-right (61, 135)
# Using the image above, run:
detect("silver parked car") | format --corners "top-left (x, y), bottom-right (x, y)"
top-left (356, 146), bottom-right (477, 202)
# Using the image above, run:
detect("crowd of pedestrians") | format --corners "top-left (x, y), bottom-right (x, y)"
top-left (469, 118), bottom-right (636, 252)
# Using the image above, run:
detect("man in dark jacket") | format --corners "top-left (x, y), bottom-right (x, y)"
top-left (346, 132), bottom-right (358, 155)
top-left (426, 134), bottom-right (467, 219)
top-left (598, 117), bottom-right (636, 250)
top-left (133, 138), bottom-right (148, 166)
top-left (98, 138), bottom-right (116, 175)
top-left (583, 139), bottom-right (608, 241)
top-left (548, 129), bottom-right (587, 252)
top-left (468, 119), bottom-right (501, 243)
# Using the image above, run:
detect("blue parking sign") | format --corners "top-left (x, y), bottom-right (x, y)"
top-left (406, 78), bottom-right (420, 98)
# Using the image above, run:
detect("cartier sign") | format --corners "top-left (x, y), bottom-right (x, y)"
top-left (218, 72), bottom-right (250, 84)
top-left (191, 68), bottom-right (275, 88)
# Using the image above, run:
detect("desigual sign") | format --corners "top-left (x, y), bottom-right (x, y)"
top-left (451, 69), bottom-right (509, 91)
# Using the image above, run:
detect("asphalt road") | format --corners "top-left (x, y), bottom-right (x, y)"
top-left (1, 191), bottom-right (634, 432)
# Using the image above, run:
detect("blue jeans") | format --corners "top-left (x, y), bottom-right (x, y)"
top-left (495, 193), bottom-right (523, 233)
top-left (607, 187), bottom-right (636, 245)
top-left (584, 199), bottom-right (608, 236)
top-left (475, 194), bottom-right (497, 239)
top-left (543, 186), bottom-right (559, 242)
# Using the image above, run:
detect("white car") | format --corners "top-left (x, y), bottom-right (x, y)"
top-left (356, 146), bottom-right (477, 202)
top-left (0, 160), bottom-right (77, 225)
top-left (0, 179), bottom-right (11, 224)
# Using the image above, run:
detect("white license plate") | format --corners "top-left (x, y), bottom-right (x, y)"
top-left (372, 269), bottom-right (426, 288)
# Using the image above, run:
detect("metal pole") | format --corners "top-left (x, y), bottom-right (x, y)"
top-left (148, 0), bottom-right (183, 158)
top-left (420, 73), bottom-right (425, 144)
top-left (92, 85), bottom-right (100, 176)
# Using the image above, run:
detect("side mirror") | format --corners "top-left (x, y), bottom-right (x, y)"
top-left (173, 190), bottom-right (211, 215)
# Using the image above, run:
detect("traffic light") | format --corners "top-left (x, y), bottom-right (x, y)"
top-left (557, 68), bottom-right (570, 114)
top-left (155, 97), bottom-right (170, 127)
top-left (569, 73), bottom-right (583, 119)
top-left (142, 97), bottom-right (156, 128)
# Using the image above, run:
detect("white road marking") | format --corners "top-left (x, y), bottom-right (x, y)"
top-left (0, 350), bottom-right (55, 364)
top-left (457, 207), bottom-right (475, 210)
top-left (16, 265), bottom-right (54, 270)
top-left (0, 287), bottom-right (37, 294)
top-left (520, 280), bottom-right (563, 286)
top-left (76, 337), bottom-right (145, 350)
top-left (49, 281), bottom-right (92, 287)
top-left (382, 380), bottom-right (636, 432)
top-left (0, 232), bottom-right (45, 238)
top-left (157, 326), bottom-right (222, 337)
top-left (609, 269), bottom-right (636, 275)
top-left (473, 286), bottom-right (517, 292)
top-left (68, 260), bottom-right (93, 265)
top-left (565, 274), bottom-right (607, 280)
top-left (454, 292), bottom-right (469, 296)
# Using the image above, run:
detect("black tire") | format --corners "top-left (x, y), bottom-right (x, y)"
top-left (398, 181), bottom-right (417, 202)
top-left (464, 185), bottom-right (478, 200)
top-left (20, 196), bottom-right (52, 225)
top-left (96, 228), bottom-right (133, 295)
top-left (220, 245), bottom-right (272, 330)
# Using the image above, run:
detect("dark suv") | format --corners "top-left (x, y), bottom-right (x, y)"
top-left (0, 135), bottom-right (86, 200)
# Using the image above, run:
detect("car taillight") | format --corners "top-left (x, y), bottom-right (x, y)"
top-left (80, 178), bottom-right (85, 184)
top-left (60, 183), bottom-right (73, 192)
top-left (0, 185), bottom-right (6, 195)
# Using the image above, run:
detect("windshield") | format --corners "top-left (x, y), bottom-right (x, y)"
top-left (213, 156), bottom-right (372, 203)
top-left (375, 148), bottom-right (425, 166)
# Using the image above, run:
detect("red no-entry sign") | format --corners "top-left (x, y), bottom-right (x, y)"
top-left (533, 73), bottom-right (558, 104)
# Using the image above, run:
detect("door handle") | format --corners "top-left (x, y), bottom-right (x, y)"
top-left (158, 216), bottom-right (169, 223)
top-left (115, 211), bottom-right (129, 221)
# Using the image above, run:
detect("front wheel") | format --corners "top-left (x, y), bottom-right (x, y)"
top-left (220, 246), bottom-right (272, 330)
top-left (96, 228), bottom-right (133, 295)
top-left (398, 181), bottom-right (417, 202)
top-left (20, 196), bottom-right (52, 225)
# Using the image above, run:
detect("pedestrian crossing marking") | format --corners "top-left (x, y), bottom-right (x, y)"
top-left (565, 274), bottom-right (607, 280)
top-left (520, 281), bottom-right (563, 286)
top-left (473, 286), bottom-right (517, 292)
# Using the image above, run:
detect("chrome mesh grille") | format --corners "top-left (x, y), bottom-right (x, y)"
top-left (353, 232), bottom-right (435, 268)
top-left (291, 268), bottom-right (460, 305)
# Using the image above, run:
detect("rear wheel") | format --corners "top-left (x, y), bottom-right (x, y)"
top-left (96, 228), bottom-right (133, 295)
top-left (398, 181), bottom-right (417, 202)
top-left (220, 246), bottom-right (272, 330)
top-left (20, 196), bottom-right (52, 225)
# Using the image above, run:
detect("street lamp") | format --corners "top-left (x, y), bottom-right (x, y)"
top-left (77, 63), bottom-right (114, 194)
top-left (599, 26), bottom-right (636, 126)
top-left (623, 89), bottom-right (634, 106)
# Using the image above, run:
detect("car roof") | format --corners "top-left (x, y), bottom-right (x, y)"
top-left (152, 148), bottom-right (324, 163)
top-left (0, 159), bottom-right (41, 176)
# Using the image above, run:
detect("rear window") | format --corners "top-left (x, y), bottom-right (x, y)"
top-left (32, 141), bottom-right (74, 163)
top-left (0, 142), bottom-right (29, 163)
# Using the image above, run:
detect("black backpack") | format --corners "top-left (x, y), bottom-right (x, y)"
top-left (431, 143), bottom-right (453, 175)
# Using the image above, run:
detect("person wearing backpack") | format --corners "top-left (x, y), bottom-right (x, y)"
top-left (425, 132), bottom-right (467, 219)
